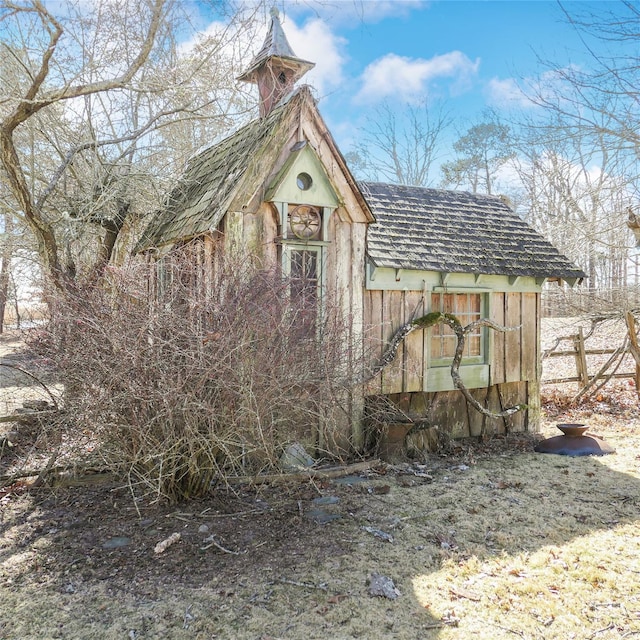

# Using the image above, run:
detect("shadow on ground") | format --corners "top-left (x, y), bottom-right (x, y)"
top-left (0, 432), bottom-right (639, 639)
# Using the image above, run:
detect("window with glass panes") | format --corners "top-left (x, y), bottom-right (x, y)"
top-left (430, 292), bottom-right (484, 363)
top-left (290, 249), bottom-right (319, 307)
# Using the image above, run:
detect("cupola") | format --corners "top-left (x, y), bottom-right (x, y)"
top-left (238, 8), bottom-right (315, 118)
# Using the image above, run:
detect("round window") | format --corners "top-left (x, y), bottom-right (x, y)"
top-left (296, 172), bottom-right (313, 191)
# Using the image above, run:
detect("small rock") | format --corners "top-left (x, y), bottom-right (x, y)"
top-left (362, 526), bottom-right (394, 543)
top-left (198, 524), bottom-right (210, 534)
top-left (102, 537), bottom-right (131, 549)
top-left (312, 495), bottom-right (340, 506)
top-left (306, 509), bottom-right (341, 525)
top-left (368, 573), bottom-right (401, 599)
top-left (280, 443), bottom-right (315, 470)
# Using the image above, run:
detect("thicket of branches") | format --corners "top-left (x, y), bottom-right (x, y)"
top-left (36, 254), bottom-right (358, 502)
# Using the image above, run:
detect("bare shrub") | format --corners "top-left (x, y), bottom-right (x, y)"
top-left (39, 251), bottom-right (359, 502)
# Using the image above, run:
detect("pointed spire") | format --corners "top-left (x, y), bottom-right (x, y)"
top-left (238, 8), bottom-right (315, 118)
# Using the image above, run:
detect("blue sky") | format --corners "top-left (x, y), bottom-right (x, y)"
top-left (248, 0), bottom-right (607, 152)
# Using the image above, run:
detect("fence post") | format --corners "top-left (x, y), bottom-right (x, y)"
top-left (573, 328), bottom-right (589, 389)
top-left (625, 312), bottom-right (640, 400)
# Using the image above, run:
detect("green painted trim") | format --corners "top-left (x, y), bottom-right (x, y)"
top-left (427, 364), bottom-right (489, 392)
top-left (266, 144), bottom-right (340, 207)
top-left (365, 263), bottom-right (543, 293)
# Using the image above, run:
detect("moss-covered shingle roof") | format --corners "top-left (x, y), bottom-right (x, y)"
top-left (362, 181), bottom-right (586, 280)
top-left (134, 95), bottom-right (295, 253)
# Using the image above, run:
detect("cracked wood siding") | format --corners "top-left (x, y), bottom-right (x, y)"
top-left (350, 221), bottom-right (367, 447)
top-left (487, 292), bottom-right (539, 387)
top-left (364, 288), bottom-right (384, 396)
top-left (521, 293), bottom-right (539, 381)
top-left (403, 290), bottom-right (424, 392)
top-left (383, 290), bottom-right (405, 394)
top-left (505, 292), bottom-right (522, 383)
top-left (322, 209), bottom-right (369, 445)
top-left (378, 379), bottom-right (536, 441)
top-left (364, 288), bottom-right (542, 396)
top-left (489, 292), bottom-right (506, 385)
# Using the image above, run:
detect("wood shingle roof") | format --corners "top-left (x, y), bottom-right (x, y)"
top-left (361, 181), bottom-right (586, 280)
top-left (134, 95), bottom-right (295, 253)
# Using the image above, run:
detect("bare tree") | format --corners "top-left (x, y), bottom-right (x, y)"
top-left (0, 0), bottom-right (169, 290)
top-left (0, 211), bottom-right (11, 332)
top-left (0, 0), bottom-right (262, 292)
top-left (514, 2), bottom-right (640, 310)
top-left (348, 101), bottom-right (452, 186)
top-left (513, 117), bottom-right (635, 300)
top-left (530, 2), bottom-right (640, 164)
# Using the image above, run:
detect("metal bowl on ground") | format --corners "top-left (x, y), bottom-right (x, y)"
top-left (534, 423), bottom-right (615, 457)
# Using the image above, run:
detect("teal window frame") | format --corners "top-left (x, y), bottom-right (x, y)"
top-left (428, 291), bottom-right (488, 368)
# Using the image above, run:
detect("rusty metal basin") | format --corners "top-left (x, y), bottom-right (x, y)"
top-left (534, 423), bottom-right (615, 457)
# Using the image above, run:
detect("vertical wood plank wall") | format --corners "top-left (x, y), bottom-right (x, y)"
top-left (363, 288), bottom-right (541, 395)
top-left (324, 212), bottom-right (369, 447)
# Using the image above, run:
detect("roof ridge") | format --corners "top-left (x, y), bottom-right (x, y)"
top-left (360, 181), bottom-right (507, 202)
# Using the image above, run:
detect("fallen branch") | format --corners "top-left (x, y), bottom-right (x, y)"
top-left (200, 535), bottom-right (243, 555)
top-left (229, 459), bottom-right (381, 485)
top-left (154, 532), bottom-right (181, 554)
top-left (0, 410), bottom-right (58, 424)
top-left (1, 465), bottom-right (115, 488)
top-left (32, 447), bottom-right (61, 488)
top-left (277, 578), bottom-right (328, 591)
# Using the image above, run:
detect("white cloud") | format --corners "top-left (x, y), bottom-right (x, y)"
top-left (486, 77), bottom-right (533, 108)
top-left (283, 17), bottom-right (347, 96)
top-left (486, 66), bottom-right (582, 110)
top-left (177, 13), bottom-right (346, 98)
top-left (284, 0), bottom-right (425, 26)
top-left (355, 51), bottom-right (480, 104)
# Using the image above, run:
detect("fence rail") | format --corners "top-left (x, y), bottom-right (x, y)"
top-left (541, 320), bottom-right (640, 400)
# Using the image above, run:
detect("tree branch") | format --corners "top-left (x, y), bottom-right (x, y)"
top-left (362, 312), bottom-right (525, 419)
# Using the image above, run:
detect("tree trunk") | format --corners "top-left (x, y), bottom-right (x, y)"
top-left (0, 212), bottom-right (13, 333)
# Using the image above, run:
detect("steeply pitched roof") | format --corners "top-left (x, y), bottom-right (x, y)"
top-left (136, 86), bottom-right (373, 252)
top-left (361, 181), bottom-right (586, 280)
top-left (134, 94), bottom-right (296, 253)
top-left (237, 9), bottom-right (314, 83)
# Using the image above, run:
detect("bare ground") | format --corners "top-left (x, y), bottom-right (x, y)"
top-left (1, 326), bottom-right (640, 640)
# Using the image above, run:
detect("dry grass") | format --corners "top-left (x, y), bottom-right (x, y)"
top-left (1, 417), bottom-right (638, 639)
top-left (1, 317), bottom-right (639, 638)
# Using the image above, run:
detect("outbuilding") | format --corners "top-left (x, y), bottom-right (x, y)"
top-left (136, 11), bottom-right (585, 454)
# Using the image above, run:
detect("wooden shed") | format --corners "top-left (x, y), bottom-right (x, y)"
top-left (135, 11), bottom-right (585, 454)
top-left (361, 183), bottom-right (584, 449)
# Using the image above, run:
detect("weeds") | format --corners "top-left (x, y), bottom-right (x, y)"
top-left (36, 252), bottom-right (360, 502)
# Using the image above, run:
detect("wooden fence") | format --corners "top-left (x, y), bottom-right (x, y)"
top-left (542, 313), bottom-right (640, 400)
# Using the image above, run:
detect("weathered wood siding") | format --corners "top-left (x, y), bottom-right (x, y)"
top-left (363, 285), bottom-right (541, 436)
top-left (364, 288), bottom-right (541, 393)
top-left (488, 291), bottom-right (539, 385)
top-left (370, 380), bottom-right (537, 457)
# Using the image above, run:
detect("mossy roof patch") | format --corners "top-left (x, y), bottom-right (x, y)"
top-left (134, 93), bottom-right (297, 253)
